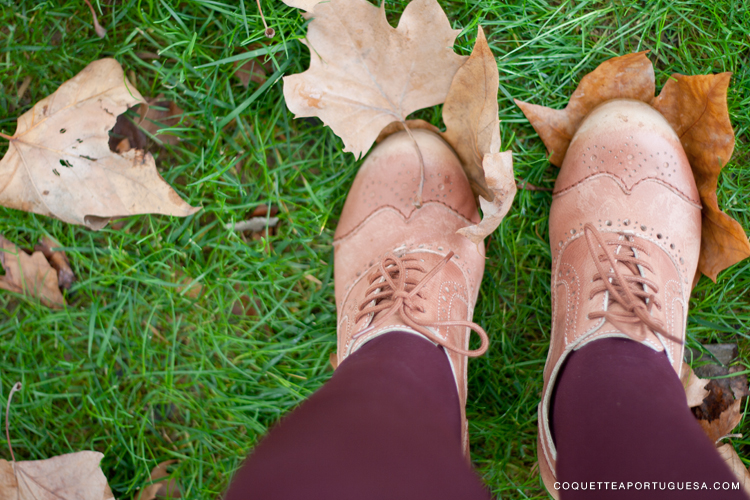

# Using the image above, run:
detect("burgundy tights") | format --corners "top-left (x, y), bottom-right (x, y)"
top-left (224, 332), bottom-right (491, 500)
top-left (552, 338), bottom-right (747, 499)
top-left (224, 333), bottom-right (744, 499)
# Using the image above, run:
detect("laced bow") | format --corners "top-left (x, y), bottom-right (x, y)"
top-left (583, 223), bottom-right (681, 344)
top-left (353, 251), bottom-right (489, 357)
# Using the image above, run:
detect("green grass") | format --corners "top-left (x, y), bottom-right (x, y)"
top-left (1, 0), bottom-right (749, 498)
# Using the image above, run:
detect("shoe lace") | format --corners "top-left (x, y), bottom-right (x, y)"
top-left (353, 251), bottom-right (489, 357)
top-left (583, 223), bottom-right (681, 344)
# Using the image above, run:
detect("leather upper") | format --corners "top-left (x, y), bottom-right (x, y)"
top-left (333, 129), bottom-right (486, 454)
top-left (538, 99), bottom-right (702, 497)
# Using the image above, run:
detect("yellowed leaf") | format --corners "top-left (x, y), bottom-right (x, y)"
top-left (0, 451), bottom-right (114, 500)
top-left (0, 58), bottom-right (198, 230)
top-left (441, 26), bottom-right (499, 201)
top-left (680, 362), bottom-right (709, 408)
top-left (283, 0), bottom-right (467, 158)
top-left (652, 73), bottom-right (750, 281)
top-left (717, 443), bottom-right (750, 496)
top-left (456, 151), bottom-right (516, 245)
top-left (0, 234), bottom-right (64, 308)
top-left (680, 362), bottom-right (710, 407)
top-left (135, 460), bottom-right (181, 500)
top-left (515, 52), bottom-right (654, 167)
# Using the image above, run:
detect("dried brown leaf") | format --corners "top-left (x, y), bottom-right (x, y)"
top-left (283, 0), bottom-right (467, 158)
top-left (0, 235), bottom-right (64, 308)
top-left (456, 151), bottom-right (516, 245)
top-left (441, 26), bottom-right (499, 201)
top-left (680, 362), bottom-right (710, 408)
top-left (652, 73), bottom-right (750, 281)
top-left (134, 460), bottom-right (181, 500)
top-left (515, 52), bottom-right (654, 167)
top-left (698, 398), bottom-right (743, 444)
top-left (0, 59), bottom-right (198, 230)
top-left (234, 45), bottom-right (274, 88)
top-left (717, 444), bottom-right (750, 495)
top-left (0, 451), bottom-right (114, 500)
top-left (34, 235), bottom-right (75, 290)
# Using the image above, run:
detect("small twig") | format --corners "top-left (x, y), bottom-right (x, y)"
top-left (516, 179), bottom-right (552, 192)
top-left (83, 0), bottom-right (107, 38)
top-left (401, 121), bottom-right (425, 208)
top-left (5, 382), bottom-right (22, 462)
top-left (255, 0), bottom-right (275, 38)
top-left (716, 433), bottom-right (743, 445)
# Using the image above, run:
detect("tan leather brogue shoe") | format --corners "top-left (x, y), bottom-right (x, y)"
top-left (538, 99), bottom-right (702, 497)
top-left (333, 129), bottom-right (488, 455)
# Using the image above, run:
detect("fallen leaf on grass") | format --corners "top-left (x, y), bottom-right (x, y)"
top-left (652, 73), bottom-right (750, 281)
top-left (109, 96), bottom-right (185, 151)
top-left (698, 398), bottom-right (742, 445)
top-left (717, 443), bottom-right (750, 495)
top-left (375, 119), bottom-right (440, 144)
top-left (135, 460), bottom-right (181, 500)
top-left (283, 0), bottom-right (467, 158)
top-left (516, 52), bottom-right (749, 281)
top-left (439, 27), bottom-right (516, 243)
top-left (680, 362), bottom-right (710, 408)
top-left (0, 235), bottom-right (65, 308)
top-left (515, 52), bottom-right (654, 167)
top-left (0, 451), bottom-right (114, 500)
top-left (171, 270), bottom-right (203, 300)
top-left (234, 45), bottom-right (274, 88)
top-left (34, 235), bottom-right (76, 290)
top-left (0, 58), bottom-right (198, 230)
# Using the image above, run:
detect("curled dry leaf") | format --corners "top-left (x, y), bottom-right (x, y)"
top-left (717, 444), bottom-right (750, 496)
top-left (0, 235), bottom-right (64, 308)
top-left (439, 26), bottom-right (516, 243)
top-left (680, 362), bottom-right (710, 408)
top-left (515, 52), bottom-right (654, 167)
top-left (456, 151), bottom-right (516, 246)
top-left (0, 451), bottom-right (114, 500)
top-left (442, 26), bottom-right (501, 202)
top-left (516, 52), bottom-right (749, 280)
top-left (283, 0), bottom-right (467, 159)
top-left (135, 460), bottom-right (181, 500)
top-left (34, 235), bottom-right (76, 290)
top-left (0, 58), bottom-right (198, 230)
top-left (652, 73), bottom-right (750, 281)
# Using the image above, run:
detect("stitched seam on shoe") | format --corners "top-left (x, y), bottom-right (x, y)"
top-left (552, 173), bottom-right (701, 206)
top-left (334, 202), bottom-right (475, 241)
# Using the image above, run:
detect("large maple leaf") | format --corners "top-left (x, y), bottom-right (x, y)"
top-left (0, 59), bottom-right (198, 230)
top-left (283, 0), bottom-right (467, 159)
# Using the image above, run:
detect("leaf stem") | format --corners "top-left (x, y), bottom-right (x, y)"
top-left (401, 121), bottom-right (425, 208)
top-left (0, 132), bottom-right (13, 141)
top-left (256, 0), bottom-right (275, 38)
top-left (5, 382), bottom-right (22, 462)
